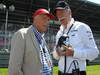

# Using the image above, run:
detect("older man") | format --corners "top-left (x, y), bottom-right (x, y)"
top-left (52, 1), bottom-right (99, 75)
top-left (8, 8), bottom-right (54, 75)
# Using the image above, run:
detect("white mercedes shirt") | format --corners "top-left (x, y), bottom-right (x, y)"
top-left (53, 18), bottom-right (99, 73)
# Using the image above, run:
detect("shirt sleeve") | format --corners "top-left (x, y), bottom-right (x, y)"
top-left (52, 31), bottom-right (61, 60)
top-left (52, 47), bottom-right (60, 60)
top-left (73, 24), bottom-right (99, 61)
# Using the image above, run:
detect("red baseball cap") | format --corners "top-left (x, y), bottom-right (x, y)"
top-left (33, 8), bottom-right (54, 19)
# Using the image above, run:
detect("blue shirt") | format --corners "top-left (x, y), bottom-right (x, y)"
top-left (32, 26), bottom-right (52, 75)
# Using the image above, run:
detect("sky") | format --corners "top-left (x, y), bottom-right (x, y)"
top-left (87, 0), bottom-right (100, 4)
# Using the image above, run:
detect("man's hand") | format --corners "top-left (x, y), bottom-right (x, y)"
top-left (56, 45), bottom-right (74, 56)
top-left (56, 50), bottom-right (66, 56)
top-left (63, 45), bottom-right (74, 56)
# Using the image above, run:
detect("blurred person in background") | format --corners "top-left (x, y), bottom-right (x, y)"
top-left (52, 1), bottom-right (99, 75)
top-left (8, 8), bottom-right (54, 75)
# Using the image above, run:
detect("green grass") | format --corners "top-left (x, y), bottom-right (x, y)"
top-left (0, 68), bottom-right (8, 75)
top-left (53, 65), bottom-right (100, 75)
top-left (0, 65), bottom-right (100, 75)
top-left (86, 65), bottom-right (100, 75)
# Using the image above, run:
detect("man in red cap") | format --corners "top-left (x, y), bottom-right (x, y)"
top-left (8, 8), bottom-right (54, 75)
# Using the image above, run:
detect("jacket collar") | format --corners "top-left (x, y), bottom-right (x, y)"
top-left (27, 25), bottom-right (42, 67)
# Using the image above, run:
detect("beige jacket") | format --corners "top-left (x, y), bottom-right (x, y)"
top-left (8, 26), bottom-right (43, 75)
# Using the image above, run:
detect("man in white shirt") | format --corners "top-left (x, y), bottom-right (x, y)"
top-left (52, 1), bottom-right (99, 75)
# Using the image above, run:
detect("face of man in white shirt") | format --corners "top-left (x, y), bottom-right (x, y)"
top-left (55, 9), bottom-right (71, 26)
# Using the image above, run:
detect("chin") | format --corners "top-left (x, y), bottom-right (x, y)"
top-left (44, 30), bottom-right (48, 32)
top-left (45, 29), bottom-right (48, 32)
top-left (41, 29), bottom-right (47, 32)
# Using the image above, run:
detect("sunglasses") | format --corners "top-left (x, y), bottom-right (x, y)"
top-left (59, 17), bottom-right (67, 22)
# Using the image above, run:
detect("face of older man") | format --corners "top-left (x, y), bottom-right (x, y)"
top-left (33, 14), bottom-right (50, 32)
top-left (56, 9), bottom-right (71, 25)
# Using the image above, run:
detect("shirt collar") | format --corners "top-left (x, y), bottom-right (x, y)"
top-left (67, 18), bottom-right (74, 30)
top-left (60, 18), bottom-right (74, 33)
top-left (32, 25), bottom-right (44, 44)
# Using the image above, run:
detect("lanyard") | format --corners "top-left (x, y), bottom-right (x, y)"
top-left (40, 41), bottom-right (52, 73)
top-left (63, 23), bottom-right (74, 74)
top-left (66, 24), bottom-right (74, 35)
